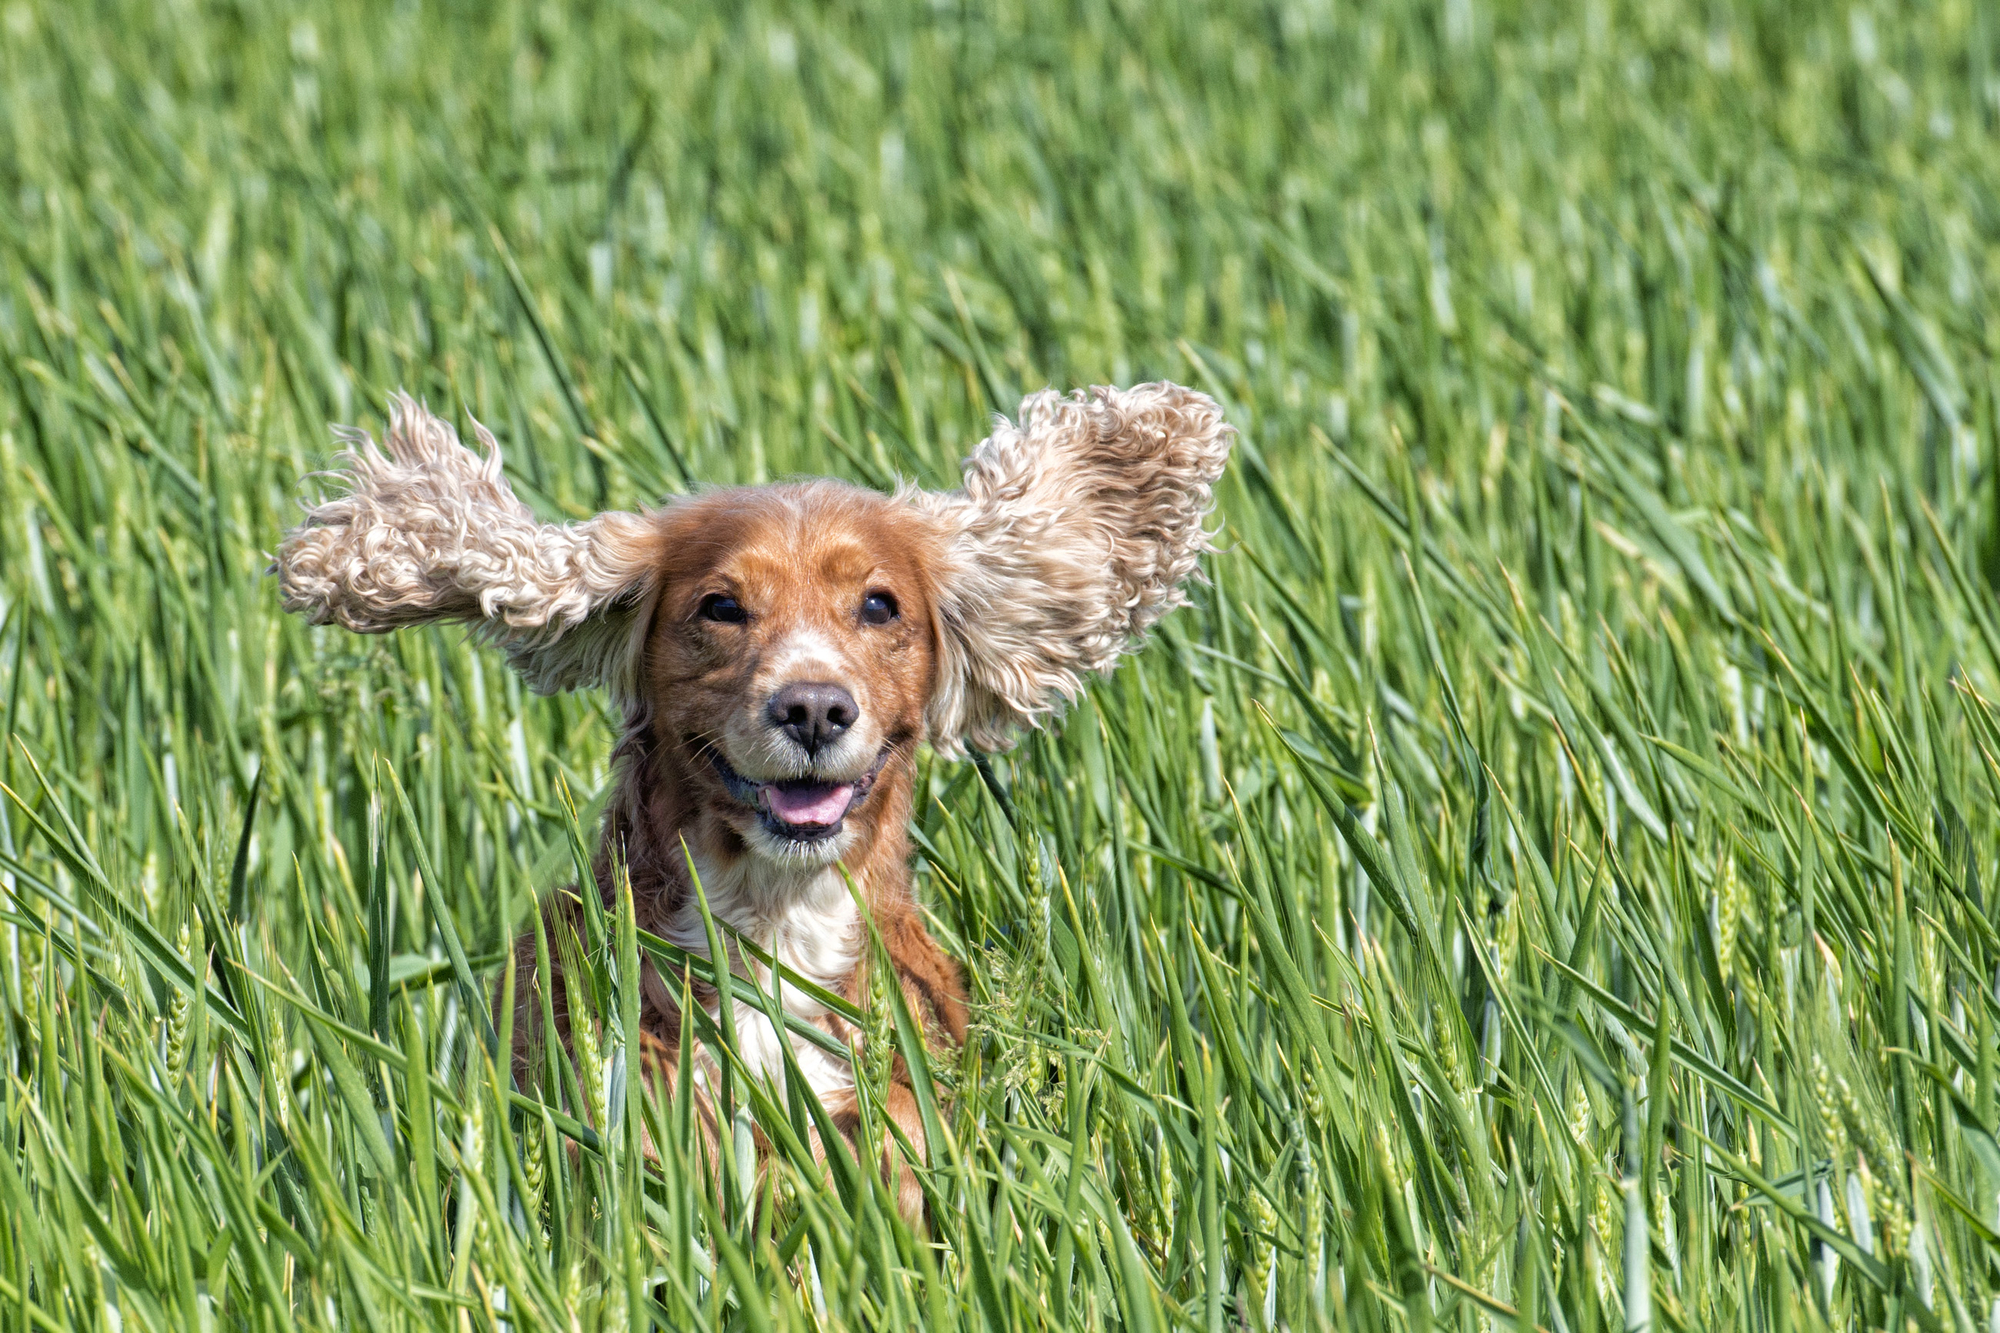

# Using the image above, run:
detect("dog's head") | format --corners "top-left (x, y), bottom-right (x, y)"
top-left (627, 481), bottom-right (944, 864)
top-left (276, 384), bottom-right (1233, 867)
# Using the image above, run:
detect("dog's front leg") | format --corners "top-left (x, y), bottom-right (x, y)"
top-left (819, 1081), bottom-right (932, 1225)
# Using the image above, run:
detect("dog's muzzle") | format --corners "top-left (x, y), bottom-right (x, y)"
top-left (710, 747), bottom-right (892, 843)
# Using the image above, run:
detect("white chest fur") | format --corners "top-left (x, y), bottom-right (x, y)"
top-left (666, 857), bottom-right (862, 1100)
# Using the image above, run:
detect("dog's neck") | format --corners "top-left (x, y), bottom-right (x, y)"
top-left (663, 854), bottom-right (860, 995)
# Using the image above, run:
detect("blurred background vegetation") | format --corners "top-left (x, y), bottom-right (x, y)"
top-left (3, 0), bottom-right (2000, 1328)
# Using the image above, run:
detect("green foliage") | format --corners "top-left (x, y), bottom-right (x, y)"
top-left (3, 0), bottom-right (2000, 1327)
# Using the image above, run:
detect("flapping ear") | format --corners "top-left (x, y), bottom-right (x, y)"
top-left (275, 393), bottom-right (662, 697)
top-left (909, 382), bottom-right (1234, 756)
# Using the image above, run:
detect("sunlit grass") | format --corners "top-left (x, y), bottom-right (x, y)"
top-left (3, 0), bottom-right (2000, 1328)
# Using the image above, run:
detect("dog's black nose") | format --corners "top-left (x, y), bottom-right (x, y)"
top-left (768, 682), bottom-right (858, 755)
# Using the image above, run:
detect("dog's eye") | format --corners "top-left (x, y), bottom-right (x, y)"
top-left (699, 594), bottom-right (747, 624)
top-left (860, 592), bottom-right (899, 625)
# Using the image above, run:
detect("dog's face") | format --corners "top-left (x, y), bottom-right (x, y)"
top-left (640, 483), bottom-right (942, 865)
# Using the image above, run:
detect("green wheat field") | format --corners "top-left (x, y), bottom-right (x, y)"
top-left (3, 0), bottom-right (1999, 1328)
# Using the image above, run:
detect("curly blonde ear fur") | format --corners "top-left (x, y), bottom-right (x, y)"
top-left (275, 393), bottom-right (660, 695)
top-left (910, 382), bottom-right (1233, 755)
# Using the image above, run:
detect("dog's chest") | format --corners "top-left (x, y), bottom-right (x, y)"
top-left (667, 860), bottom-right (863, 1099)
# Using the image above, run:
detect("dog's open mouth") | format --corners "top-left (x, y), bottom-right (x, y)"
top-left (709, 748), bottom-right (892, 842)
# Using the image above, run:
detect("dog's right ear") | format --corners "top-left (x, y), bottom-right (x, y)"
top-left (275, 393), bottom-right (663, 697)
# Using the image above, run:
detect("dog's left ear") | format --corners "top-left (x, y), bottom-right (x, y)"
top-left (275, 393), bottom-right (664, 697)
top-left (908, 382), bottom-right (1234, 755)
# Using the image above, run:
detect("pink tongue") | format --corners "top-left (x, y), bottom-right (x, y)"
top-left (764, 782), bottom-right (855, 826)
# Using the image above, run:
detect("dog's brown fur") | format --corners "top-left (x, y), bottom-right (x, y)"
top-left (276, 384), bottom-right (1233, 1217)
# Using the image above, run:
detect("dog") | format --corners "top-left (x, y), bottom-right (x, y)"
top-left (275, 382), bottom-right (1232, 1215)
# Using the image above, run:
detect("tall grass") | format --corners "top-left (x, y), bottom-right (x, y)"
top-left (3, 0), bottom-right (2000, 1327)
